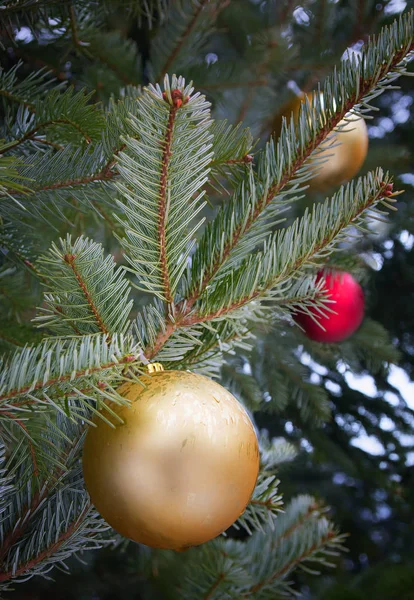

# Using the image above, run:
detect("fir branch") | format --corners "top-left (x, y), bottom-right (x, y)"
top-left (272, 360), bottom-right (331, 425)
top-left (68, 4), bottom-right (88, 53)
top-left (30, 87), bottom-right (104, 144)
top-left (0, 151), bottom-right (32, 197)
top-left (244, 496), bottom-right (346, 597)
top-left (0, 145), bottom-right (122, 225)
top-left (64, 254), bottom-right (109, 335)
top-left (0, 63), bottom-right (54, 110)
top-left (1, 118), bottom-right (90, 154)
top-left (150, 0), bottom-right (228, 84)
top-left (209, 120), bottom-right (255, 173)
top-left (0, 154), bottom-right (116, 199)
top-left (0, 419), bottom-right (83, 566)
top-left (144, 170), bottom-right (394, 361)
top-left (185, 12), bottom-right (414, 306)
top-left (156, 0), bottom-right (210, 81)
top-left (258, 433), bottom-right (298, 469)
top-left (0, 501), bottom-right (92, 583)
top-left (68, 10), bottom-right (141, 86)
top-left (247, 531), bottom-right (338, 595)
top-left (0, 89), bottom-right (34, 110)
top-left (1, 412), bottom-right (40, 479)
top-left (0, 334), bottom-right (139, 411)
top-left (31, 136), bottom-right (64, 150)
top-left (0, 354), bottom-right (132, 404)
top-left (116, 75), bottom-right (213, 302)
top-left (236, 474), bottom-right (283, 534)
top-left (36, 236), bottom-right (133, 337)
top-left (203, 572), bottom-right (226, 600)
top-left (0, 0), bottom-right (71, 17)
top-left (171, 539), bottom-right (252, 599)
top-left (193, 173), bottom-right (393, 321)
top-left (0, 413), bottom-right (111, 585)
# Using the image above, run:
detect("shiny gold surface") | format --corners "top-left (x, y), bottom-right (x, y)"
top-left (272, 92), bottom-right (368, 191)
top-left (82, 370), bottom-right (260, 550)
top-left (146, 362), bottom-right (164, 373)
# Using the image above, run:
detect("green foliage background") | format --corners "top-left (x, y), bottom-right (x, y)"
top-left (0, 0), bottom-right (413, 598)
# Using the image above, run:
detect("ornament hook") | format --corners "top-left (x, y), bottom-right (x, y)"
top-left (147, 363), bottom-right (164, 374)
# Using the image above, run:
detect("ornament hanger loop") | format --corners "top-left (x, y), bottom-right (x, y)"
top-left (147, 362), bottom-right (164, 374)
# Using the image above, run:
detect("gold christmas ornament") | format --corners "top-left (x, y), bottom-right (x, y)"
top-left (272, 91), bottom-right (368, 191)
top-left (82, 368), bottom-right (259, 550)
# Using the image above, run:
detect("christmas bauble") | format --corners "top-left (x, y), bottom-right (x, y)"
top-left (272, 92), bottom-right (368, 191)
top-left (294, 271), bottom-right (365, 342)
top-left (82, 369), bottom-right (259, 550)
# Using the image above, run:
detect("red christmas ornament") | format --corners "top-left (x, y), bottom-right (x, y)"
top-left (295, 271), bottom-right (365, 343)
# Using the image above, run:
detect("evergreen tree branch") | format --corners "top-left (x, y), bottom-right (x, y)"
top-left (0, 501), bottom-right (92, 583)
top-left (192, 174), bottom-right (394, 319)
top-left (247, 531), bottom-right (337, 595)
top-left (156, 0), bottom-right (210, 82)
top-left (236, 474), bottom-right (283, 534)
top-left (0, 413), bottom-right (111, 586)
top-left (1, 119), bottom-right (90, 154)
top-left (68, 4), bottom-right (88, 54)
top-left (0, 89), bottom-right (34, 110)
top-left (203, 572), bottom-right (226, 600)
top-left (0, 0), bottom-right (71, 17)
top-left (244, 496), bottom-right (346, 597)
top-left (64, 254), bottom-right (109, 335)
top-left (1, 412), bottom-right (40, 480)
top-left (36, 237), bottom-right (133, 337)
top-left (31, 137), bottom-right (64, 150)
top-left (0, 63), bottom-right (54, 110)
top-left (0, 145), bottom-right (124, 205)
top-left (0, 421), bottom-right (82, 566)
top-left (0, 355), bottom-right (132, 404)
top-left (0, 334), bottom-right (139, 410)
top-left (116, 75), bottom-right (212, 302)
top-left (185, 14), bottom-right (414, 307)
top-left (144, 171), bottom-right (394, 360)
top-left (68, 9), bottom-right (140, 86)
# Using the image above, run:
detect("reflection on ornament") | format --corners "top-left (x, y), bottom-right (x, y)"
top-left (82, 369), bottom-right (259, 550)
top-left (272, 91), bottom-right (368, 191)
top-left (294, 271), bottom-right (365, 342)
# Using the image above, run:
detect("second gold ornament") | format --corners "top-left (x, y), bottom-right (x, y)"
top-left (272, 91), bottom-right (369, 191)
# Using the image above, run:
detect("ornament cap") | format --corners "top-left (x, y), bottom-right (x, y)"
top-left (146, 362), bottom-right (164, 374)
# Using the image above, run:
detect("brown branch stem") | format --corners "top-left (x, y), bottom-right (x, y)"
top-left (278, 504), bottom-right (321, 543)
top-left (0, 145), bottom-right (123, 199)
top-left (63, 253), bottom-right (109, 336)
top-left (32, 137), bottom-right (64, 150)
top-left (158, 100), bottom-right (179, 304)
top-left (203, 573), bottom-right (226, 600)
top-left (0, 333), bottom-right (25, 347)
